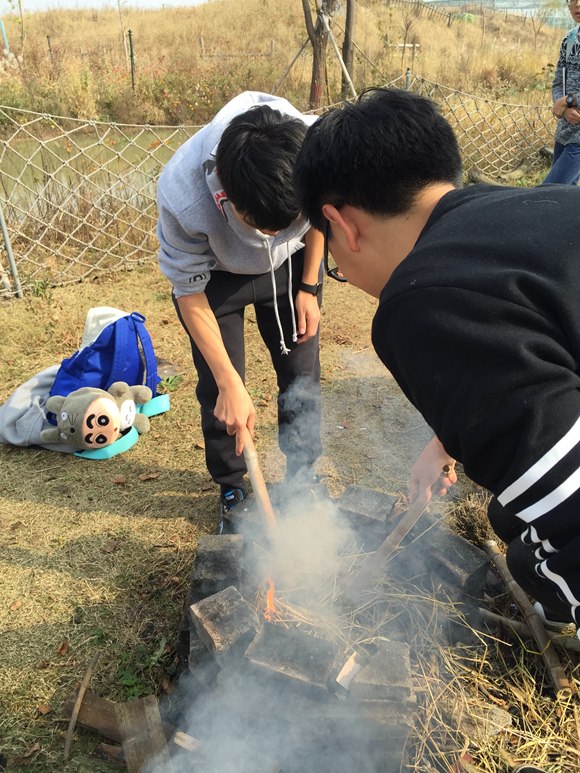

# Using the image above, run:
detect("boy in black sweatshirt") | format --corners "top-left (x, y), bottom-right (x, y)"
top-left (294, 87), bottom-right (580, 643)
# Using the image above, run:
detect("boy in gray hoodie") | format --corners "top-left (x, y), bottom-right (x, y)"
top-left (157, 92), bottom-right (324, 526)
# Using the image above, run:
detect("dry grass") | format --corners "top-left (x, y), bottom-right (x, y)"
top-left (0, 263), bottom-right (397, 770)
top-left (0, 0), bottom-right (566, 123)
top-left (1, 262), bottom-right (579, 770)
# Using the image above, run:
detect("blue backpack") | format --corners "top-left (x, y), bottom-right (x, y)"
top-left (49, 312), bottom-right (160, 399)
top-left (47, 312), bottom-right (169, 459)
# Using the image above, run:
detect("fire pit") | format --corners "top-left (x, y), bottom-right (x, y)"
top-left (161, 480), bottom-right (490, 773)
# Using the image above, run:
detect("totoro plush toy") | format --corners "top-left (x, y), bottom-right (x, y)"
top-left (40, 381), bottom-right (152, 450)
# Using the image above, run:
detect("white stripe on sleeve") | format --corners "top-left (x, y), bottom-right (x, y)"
top-left (498, 416), bottom-right (580, 506)
top-left (515, 465), bottom-right (580, 523)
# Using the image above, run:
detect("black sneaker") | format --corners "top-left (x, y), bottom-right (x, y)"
top-left (218, 487), bottom-right (247, 534)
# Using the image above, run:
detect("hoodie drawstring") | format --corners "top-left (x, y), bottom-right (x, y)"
top-left (286, 244), bottom-right (298, 346)
top-left (265, 240), bottom-right (296, 355)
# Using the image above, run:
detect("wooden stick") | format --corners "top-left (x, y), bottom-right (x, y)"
top-left (64, 650), bottom-right (101, 762)
top-left (243, 434), bottom-right (277, 533)
top-left (271, 37), bottom-right (309, 92)
top-left (479, 607), bottom-right (580, 654)
top-left (346, 495), bottom-right (431, 601)
top-left (173, 731), bottom-right (202, 753)
top-left (484, 540), bottom-right (572, 698)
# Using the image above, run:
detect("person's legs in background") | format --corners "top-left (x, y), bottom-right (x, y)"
top-left (253, 251), bottom-right (323, 482)
top-left (542, 141), bottom-right (580, 185)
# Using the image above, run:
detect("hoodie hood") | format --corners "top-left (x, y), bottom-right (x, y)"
top-left (201, 91), bottom-right (314, 250)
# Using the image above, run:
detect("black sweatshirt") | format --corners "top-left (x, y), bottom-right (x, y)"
top-left (372, 184), bottom-right (580, 541)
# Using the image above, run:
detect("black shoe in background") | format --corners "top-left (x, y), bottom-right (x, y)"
top-left (217, 486), bottom-right (247, 534)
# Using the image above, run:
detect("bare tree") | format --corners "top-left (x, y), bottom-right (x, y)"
top-left (531, 0), bottom-right (560, 50)
top-left (302, 0), bottom-right (340, 110)
top-left (400, 14), bottom-right (414, 73)
top-left (341, 0), bottom-right (356, 99)
top-left (117, 0), bottom-right (129, 68)
top-left (7, 0), bottom-right (25, 61)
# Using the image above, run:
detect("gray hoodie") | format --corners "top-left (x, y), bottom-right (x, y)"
top-left (156, 91), bottom-right (317, 299)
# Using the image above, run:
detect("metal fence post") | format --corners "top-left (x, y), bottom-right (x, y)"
top-left (405, 67), bottom-right (412, 90)
top-left (0, 201), bottom-right (23, 298)
top-left (128, 29), bottom-right (135, 92)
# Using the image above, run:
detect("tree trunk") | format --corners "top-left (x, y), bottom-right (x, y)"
top-left (309, 20), bottom-right (328, 109)
top-left (341, 0), bottom-right (356, 99)
top-left (302, 0), bottom-right (340, 110)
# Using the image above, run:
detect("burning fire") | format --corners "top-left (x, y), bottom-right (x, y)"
top-left (264, 576), bottom-right (277, 622)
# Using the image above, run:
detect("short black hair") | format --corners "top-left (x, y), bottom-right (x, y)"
top-left (294, 87), bottom-right (462, 232)
top-left (216, 105), bottom-right (308, 232)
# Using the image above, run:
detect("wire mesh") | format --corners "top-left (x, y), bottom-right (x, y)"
top-left (0, 106), bottom-right (199, 298)
top-left (0, 75), bottom-right (555, 299)
top-left (409, 73), bottom-right (554, 179)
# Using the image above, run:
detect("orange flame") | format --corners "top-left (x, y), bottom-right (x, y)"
top-left (264, 576), bottom-right (277, 622)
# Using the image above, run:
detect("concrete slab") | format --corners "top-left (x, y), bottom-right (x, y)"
top-left (190, 586), bottom-right (259, 667)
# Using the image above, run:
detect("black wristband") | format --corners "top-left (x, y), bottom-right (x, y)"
top-left (298, 280), bottom-right (322, 296)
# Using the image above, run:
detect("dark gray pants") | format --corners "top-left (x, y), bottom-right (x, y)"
top-left (174, 250), bottom-right (323, 489)
top-left (488, 497), bottom-right (580, 631)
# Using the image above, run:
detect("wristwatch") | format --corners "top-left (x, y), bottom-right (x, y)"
top-left (566, 93), bottom-right (575, 108)
top-left (298, 280), bottom-right (323, 296)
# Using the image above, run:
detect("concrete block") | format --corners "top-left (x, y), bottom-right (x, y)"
top-left (190, 586), bottom-right (259, 667)
top-left (335, 485), bottom-right (398, 549)
top-left (245, 621), bottom-right (339, 698)
top-left (188, 534), bottom-right (244, 603)
top-left (348, 640), bottom-right (414, 703)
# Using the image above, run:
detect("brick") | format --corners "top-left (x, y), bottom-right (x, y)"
top-left (189, 586), bottom-right (258, 667)
top-left (271, 690), bottom-right (412, 773)
top-left (188, 626), bottom-right (220, 688)
top-left (187, 534), bottom-right (244, 603)
top-left (335, 485), bottom-right (398, 549)
top-left (391, 513), bottom-right (489, 601)
top-left (348, 640), bottom-right (414, 703)
top-left (245, 621), bottom-right (339, 699)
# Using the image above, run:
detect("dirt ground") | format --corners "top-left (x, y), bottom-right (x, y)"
top-left (0, 263), bottom-right (578, 772)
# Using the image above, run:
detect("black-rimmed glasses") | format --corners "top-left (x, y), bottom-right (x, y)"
top-left (324, 220), bottom-right (348, 283)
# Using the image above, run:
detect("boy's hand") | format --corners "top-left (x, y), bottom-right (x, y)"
top-left (295, 290), bottom-right (321, 343)
top-left (214, 377), bottom-right (256, 456)
top-left (409, 436), bottom-right (457, 505)
top-left (564, 107), bottom-right (580, 125)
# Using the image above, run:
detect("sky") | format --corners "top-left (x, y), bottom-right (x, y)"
top-left (0, 0), bottom-right (209, 14)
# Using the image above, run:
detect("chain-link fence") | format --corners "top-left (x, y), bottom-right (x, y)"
top-left (0, 77), bottom-right (555, 299)
top-left (410, 73), bottom-right (554, 178)
top-left (0, 108), bottom-right (200, 298)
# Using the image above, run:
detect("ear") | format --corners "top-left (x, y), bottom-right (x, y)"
top-left (46, 396), bottom-right (65, 414)
top-left (321, 203), bottom-right (360, 253)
